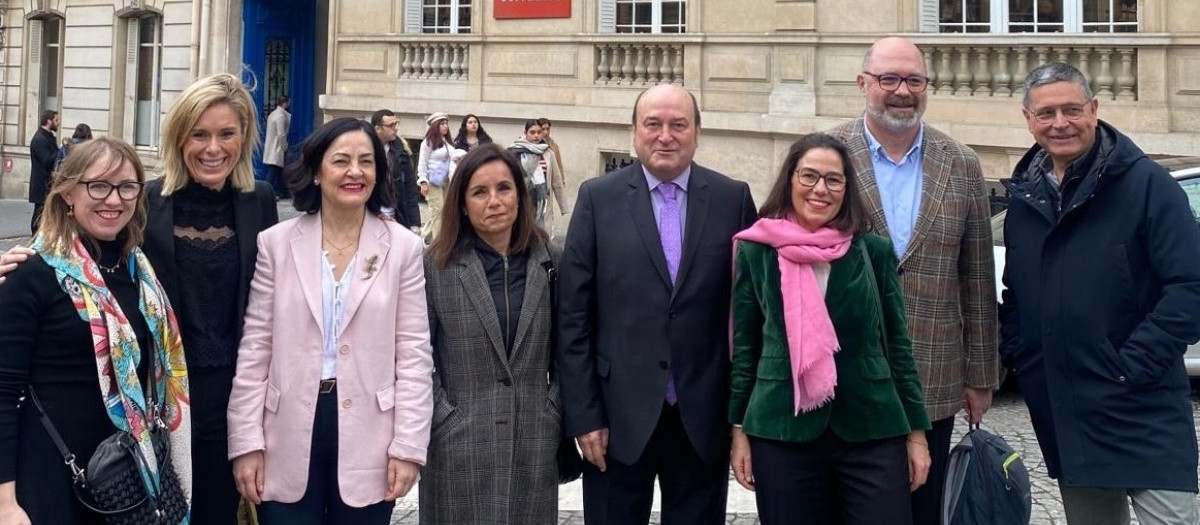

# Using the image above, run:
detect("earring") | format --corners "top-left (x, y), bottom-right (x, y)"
top-left (314, 177), bottom-right (320, 186)
top-left (67, 204), bottom-right (74, 217)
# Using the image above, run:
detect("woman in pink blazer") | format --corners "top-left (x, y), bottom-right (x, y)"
top-left (227, 117), bottom-right (433, 525)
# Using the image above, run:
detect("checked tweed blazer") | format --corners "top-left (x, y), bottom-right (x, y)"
top-left (420, 241), bottom-right (561, 525)
top-left (831, 118), bottom-right (998, 421)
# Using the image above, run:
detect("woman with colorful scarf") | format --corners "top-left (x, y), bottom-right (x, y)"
top-left (727, 133), bottom-right (931, 525)
top-left (0, 138), bottom-right (191, 525)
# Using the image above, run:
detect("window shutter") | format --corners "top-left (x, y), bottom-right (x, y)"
top-left (598, 0), bottom-right (616, 33)
top-left (28, 20), bottom-right (42, 64)
top-left (405, 0), bottom-right (422, 33)
top-left (919, 0), bottom-right (939, 32)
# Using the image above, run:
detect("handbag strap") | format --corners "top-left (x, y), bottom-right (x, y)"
top-left (541, 259), bottom-right (558, 381)
top-left (27, 387), bottom-right (86, 482)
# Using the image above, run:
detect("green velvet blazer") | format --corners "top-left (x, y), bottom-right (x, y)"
top-left (729, 234), bottom-right (931, 443)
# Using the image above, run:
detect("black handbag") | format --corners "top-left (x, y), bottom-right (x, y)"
top-left (29, 339), bottom-right (188, 524)
top-left (543, 260), bottom-right (586, 484)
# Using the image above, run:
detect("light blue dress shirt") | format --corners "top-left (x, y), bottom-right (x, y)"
top-left (643, 165), bottom-right (691, 242)
top-left (863, 124), bottom-right (925, 258)
top-left (320, 251), bottom-right (358, 380)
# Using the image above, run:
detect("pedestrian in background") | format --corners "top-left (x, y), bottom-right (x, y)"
top-left (557, 84), bottom-right (757, 525)
top-left (420, 143), bottom-right (561, 524)
top-left (0, 138), bottom-right (192, 525)
top-left (28, 110), bottom-right (58, 235)
top-left (453, 113), bottom-right (494, 152)
top-left (830, 36), bottom-right (998, 525)
top-left (509, 120), bottom-right (566, 228)
top-left (263, 95), bottom-right (291, 200)
top-left (1001, 62), bottom-right (1200, 525)
top-left (728, 133), bottom-right (930, 525)
top-left (371, 109), bottom-right (421, 233)
top-left (228, 117), bottom-right (432, 525)
top-left (53, 123), bottom-right (93, 173)
top-left (417, 112), bottom-right (465, 243)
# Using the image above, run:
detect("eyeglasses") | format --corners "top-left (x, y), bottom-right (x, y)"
top-left (862, 72), bottom-right (930, 93)
top-left (794, 170), bottom-right (847, 192)
top-left (80, 181), bottom-right (143, 201)
top-left (1028, 103), bottom-right (1091, 124)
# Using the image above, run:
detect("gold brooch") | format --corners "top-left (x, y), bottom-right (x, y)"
top-left (363, 255), bottom-right (379, 280)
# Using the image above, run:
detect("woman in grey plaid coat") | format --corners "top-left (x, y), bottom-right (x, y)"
top-left (420, 144), bottom-right (561, 524)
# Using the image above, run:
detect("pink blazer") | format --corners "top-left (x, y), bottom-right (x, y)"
top-left (227, 213), bottom-right (433, 507)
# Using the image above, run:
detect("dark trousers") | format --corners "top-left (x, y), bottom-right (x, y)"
top-left (189, 366), bottom-right (241, 525)
top-left (30, 202), bottom-right (43, 235)
top-left (257, 387), bottom-right (395, 525)
top-left (266, 165), bottom-right (288, 198)
top-left (750, 431), bottom-right (912, 525)
top-left (910, 416), bottom-right (954, 525)
top-left (582, 403), bottom-right (728, 525)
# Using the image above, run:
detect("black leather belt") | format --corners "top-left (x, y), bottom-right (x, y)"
top-left (319, 379), bottom-right (337, 394)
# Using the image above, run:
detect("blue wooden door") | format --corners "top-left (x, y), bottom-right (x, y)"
top-left (243, 0), bottom-right (316, 179)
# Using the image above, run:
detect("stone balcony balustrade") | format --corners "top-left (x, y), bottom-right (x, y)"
top-left (593, 42), bottom-right (684, 86)
top-left (398, 41), bottom-right (470, 80)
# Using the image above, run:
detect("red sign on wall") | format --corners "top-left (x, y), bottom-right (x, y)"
top-left (494, 0), bottom-right (571, 19)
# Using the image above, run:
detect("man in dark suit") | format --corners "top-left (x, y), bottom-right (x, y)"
top-left (371, 109), bottom-right (422, 233)
top-left (558, 84), bottom-right (757, 524)
top-left (28, 110), bottom-right (58, 234)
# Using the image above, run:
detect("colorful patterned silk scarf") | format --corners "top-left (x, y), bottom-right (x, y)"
top-left (32, 234), bottom-right (193, 509)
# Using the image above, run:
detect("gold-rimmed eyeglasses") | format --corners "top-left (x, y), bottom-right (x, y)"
top-left (1028, 103), bottom-right (1092, 124)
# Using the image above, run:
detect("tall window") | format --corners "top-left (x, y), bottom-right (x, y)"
top-left (934, 0), bottom-right (1137, 33)
top-left (132, 16), bottom-right (163, 147)
top-left (614, 0), bottom-right (686, 33)
top-left (422, 0), bottom-right (470, 34)
top-left (38, 17), bottom-right (64, 116)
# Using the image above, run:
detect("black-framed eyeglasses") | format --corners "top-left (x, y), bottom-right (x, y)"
top-left (862, 72), bottom-right (930, 93)
top-left (794, 170), bottom-right (847, 192)
top-left (80, 181), bottom-right (143, 201)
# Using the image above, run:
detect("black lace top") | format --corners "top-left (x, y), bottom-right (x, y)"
top-left (172, 181), bottom-right (240, 368)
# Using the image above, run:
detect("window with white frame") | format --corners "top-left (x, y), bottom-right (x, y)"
top-left (130, 16), bottom-right (163, 147)
top-left (613, 0), bottom-right (686, 33)
top-left (422, 0), bottom-right (470, 34)
top-left (934, 0), bottom-right (1136, 33)
top-left (37, 16), bottom-right (63, 116)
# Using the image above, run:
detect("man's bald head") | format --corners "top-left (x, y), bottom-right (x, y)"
top-left (632, 85), bottom-right (700, 128)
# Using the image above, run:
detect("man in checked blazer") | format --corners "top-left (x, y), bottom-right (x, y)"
top-left (830, 36), bottom-right (998, 525)
top-left (558, 84), bottom-right (757, 524)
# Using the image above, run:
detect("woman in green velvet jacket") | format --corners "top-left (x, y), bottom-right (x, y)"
top-left (728, 133), bottom-right (931, 525)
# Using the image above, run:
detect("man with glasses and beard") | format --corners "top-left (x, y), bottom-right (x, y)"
top-left (28, 110), bottom-right (59, 234)
top-left (830, 36), bottom-right (998, 525)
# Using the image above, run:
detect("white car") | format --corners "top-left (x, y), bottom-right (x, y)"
top-left (992, 157), bottom-right (1200, 376)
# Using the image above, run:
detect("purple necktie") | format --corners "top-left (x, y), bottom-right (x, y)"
top-left (657, 182), bottom-right (681, 405)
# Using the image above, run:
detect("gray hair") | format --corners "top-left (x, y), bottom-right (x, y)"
top-left (1022, 62), bottom-right (1093, 108)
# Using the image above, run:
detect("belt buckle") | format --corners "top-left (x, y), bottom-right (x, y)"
top-left (319, 379), bottom-right (336, 394)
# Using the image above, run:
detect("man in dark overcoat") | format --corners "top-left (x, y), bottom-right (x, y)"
top-left (28, 109), bottom-right (58, 234)
top-left (1000, 62), bottom-right (1200, 525)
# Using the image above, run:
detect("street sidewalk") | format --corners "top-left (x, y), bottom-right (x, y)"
top-left (0, 200), bottom-right (32, 240)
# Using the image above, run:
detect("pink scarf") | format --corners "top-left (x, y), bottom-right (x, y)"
top-left (734, 217), bottom-right (852, 414)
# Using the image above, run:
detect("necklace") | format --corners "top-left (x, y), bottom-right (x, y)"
top-left (322, 228), bottom-right (360, 254)
top-left (98, 260), bottom-right (122, 274)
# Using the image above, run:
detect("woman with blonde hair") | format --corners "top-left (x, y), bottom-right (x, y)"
top-left (149, 72), bottom-right (280, 524)
top-left (417, 112), bottom-right (466, 242)
top-left (0, 138), bottom-right (191, 524)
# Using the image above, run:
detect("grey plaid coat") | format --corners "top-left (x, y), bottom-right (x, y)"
top-left (831, 118), bottom-right (998, 422)
top-left (419, 241), bottom-right (560, 525)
